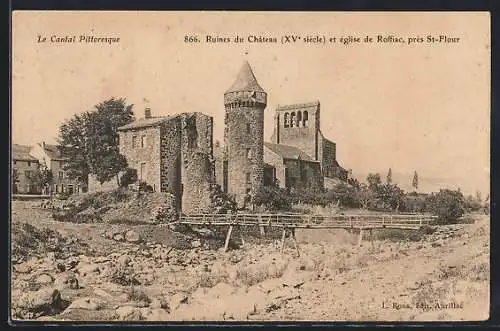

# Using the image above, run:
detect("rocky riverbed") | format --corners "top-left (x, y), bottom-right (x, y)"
top-left (10, 200), bottom-right (490, 322)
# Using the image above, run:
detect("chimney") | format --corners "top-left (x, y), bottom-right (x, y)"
top-left (144, 107), bottom-right (152, 119)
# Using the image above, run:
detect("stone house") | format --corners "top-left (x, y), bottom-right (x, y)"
top-left (90, 108), bottom-right (215, 214)
top-left (29, 142), bottom-right (84, 195)
top-left (12, 144), bottom-right (40, 194)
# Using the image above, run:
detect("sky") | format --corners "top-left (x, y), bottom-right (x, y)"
top-left (11, 11), bottom-right (490, 196)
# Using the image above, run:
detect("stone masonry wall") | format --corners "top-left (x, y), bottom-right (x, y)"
top-left (263, 147), bottom-right (286, 188)
top-left (180, 113), bottom-right (215, 214)
top-left (225, 106), bottom-right (265, 207)
top-left (118, 126), bottom-right (162, 191)
top-left (160, 118), bottom-right (182, 210)
top-left (270, 102), bottom-right (320, 161)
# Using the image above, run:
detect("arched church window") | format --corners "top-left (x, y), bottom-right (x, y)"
top-left (297, 111), bottom-right (302, 127)
top-left (284, 112), bottom-right (290, 128)
top-left (290, 112), bottom-right (296, 128)
top-left (303, 111), bottom-right (309, 127)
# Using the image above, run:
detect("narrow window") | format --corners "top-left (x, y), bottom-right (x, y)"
top-left (13, 160), bottom-right (17, 165)
top-left (297, 111), bottom-right (302, 127)
top-left (27, 161), bottom-right (31, 167)
top-left (303, 111), bottom-right (309, 127)
top-left (59, 171), bottom-right (64, 180)
top-left (290, 112), bottom-right (296, 128)
top-left (132, 136), bottom-right (137, 148)
top-left (246, 123), bottom-right (251, 134)
top-left (140, 162), bottom-right (146, 180)
top-left (25, 170), bottom-right (32, 179)
top-left (245, 172), bottom-right (251, 184)
top-left (284, 112), bottom-right (290, 128)
top-left (141, 135), bottom-right (146, 148)
top-left (246, 148), bottom-right (252, 160)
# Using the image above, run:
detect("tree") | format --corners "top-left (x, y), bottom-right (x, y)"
top-left (426, 189), bottom-right (465, 223)
top-left (378, 183), bottom-right (405, 212)
top-left (386, 168), bottom-right (393, 184)
top-left (325, 182), bottom-right (360, 208)
top-left (412, 171), bottom-right (419, 192)
top-left (58, 97), bottom-right (134, 185)
top-left (367, 173), bottom-right (382, 190)
top-left (358, 184), bottom-right (375, 210)
top-left (30, 166), bottom-right (54, 194)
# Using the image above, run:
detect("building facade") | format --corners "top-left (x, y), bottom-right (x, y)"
top-left (29, 142), bottom-right (84, 195)
top-left (95, 108), bottom-right (216, 213)
top-left (12, 144), bottom-right (40, 194)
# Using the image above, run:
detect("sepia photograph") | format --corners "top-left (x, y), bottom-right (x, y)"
top-left (10, 11), bottom-right (490, 322)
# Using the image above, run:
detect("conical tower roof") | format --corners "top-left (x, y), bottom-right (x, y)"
top-left (225, 61), bottom-right (265, 94)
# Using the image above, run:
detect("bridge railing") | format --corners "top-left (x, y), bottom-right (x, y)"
top-left (177, 213), bottom-right (437, 229)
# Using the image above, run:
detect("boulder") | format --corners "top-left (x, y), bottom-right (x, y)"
top-left (116, 305), bottom-right (142, 321)
top-left (17, 288), bottom-right (68, 315)
top-left (125, 230), bottom-right (141, 243)
top-left (65, 297), bottom-right (104, 311)
top-left (117, 255), bottom-right (131, 268)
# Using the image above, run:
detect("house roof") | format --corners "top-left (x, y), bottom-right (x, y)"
top-left (225, 61), bottom-right (265, 94)
top-left (38, 143), bottom-right (66, 160)
top-left (276, 101), bottom-right (320, 111)
top-left (264, 142), bottom-right (315, 161)
top-left (12, 144), bottom-right (38, 162)
top-left (118, 116), bottom-right (174, 131)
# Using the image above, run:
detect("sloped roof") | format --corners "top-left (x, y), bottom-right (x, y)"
top-left (276, 101), bottom-right (320, 111)
top-left (225, 61), bottom-right (265, 94)
top-left (264, 142), bottom-right (315, 161)
top-left (118, 116), bottom-right (173, 131)
top-left (39, 143), bottom-right (66, 160)
top-left (12, 144), bottom-right (38, 162)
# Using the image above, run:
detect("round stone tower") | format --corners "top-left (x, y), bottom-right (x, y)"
top-left (224, 61), bottom-right (267, 207)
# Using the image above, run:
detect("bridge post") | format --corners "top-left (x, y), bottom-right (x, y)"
top-left (258, 215), bottom-right (265, 236)
top-left (280, 227), bottom-right (287, 254)
top-left (224, 225), bottom-right (234, 252)
top-left (358, 228), bottom-right (364, 247)
top-left (291, 227), bottom-right (300, 257)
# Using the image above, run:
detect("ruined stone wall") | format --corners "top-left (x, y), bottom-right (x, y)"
top-left (271, 102), bottom-right (320, 161)
top-left (159, 118), bottom-right (182, 210)
top-left (213, 144), bottom-right (225, 189)
top-left (224, 105), bottom-right (265, 207)
top-left (180, 113), bottom-right (215, 214)
top-left (118, 127), bottom-right (162, 191)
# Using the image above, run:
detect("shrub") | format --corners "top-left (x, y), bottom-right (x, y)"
top-left (425, 189), bottom-right (465, 224)
top-left (119, 168), bottom-right (138, 187)
top-left (325, 182), bottom-right (360, 208)
top-left (252, 185), bottom-right (292, 211)
top-left (138, 181), bottom-right (153, 193)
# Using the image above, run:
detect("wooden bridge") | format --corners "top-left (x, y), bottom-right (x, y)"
top-left (176, 213), bottom-right (437, 254)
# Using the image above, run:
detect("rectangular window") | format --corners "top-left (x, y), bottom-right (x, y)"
top-left (25, 170), bottom-right (32, 179)
top-left (27, 162), bottom-right (31, 167)
top-left (140, 163), bottom-right (147, 180)
top-left (246, 123), bottom-right (251, 134)
top-left (59, 171), bottom-right (64, 180)
top-left (245, 172), bottom-right (251, 184)
top-left (141, 135), bottom-right (146, 148)
top-left (245, 148), bottom-right (251, 160)
top-left (132, 136), bottom-right (137, 148)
